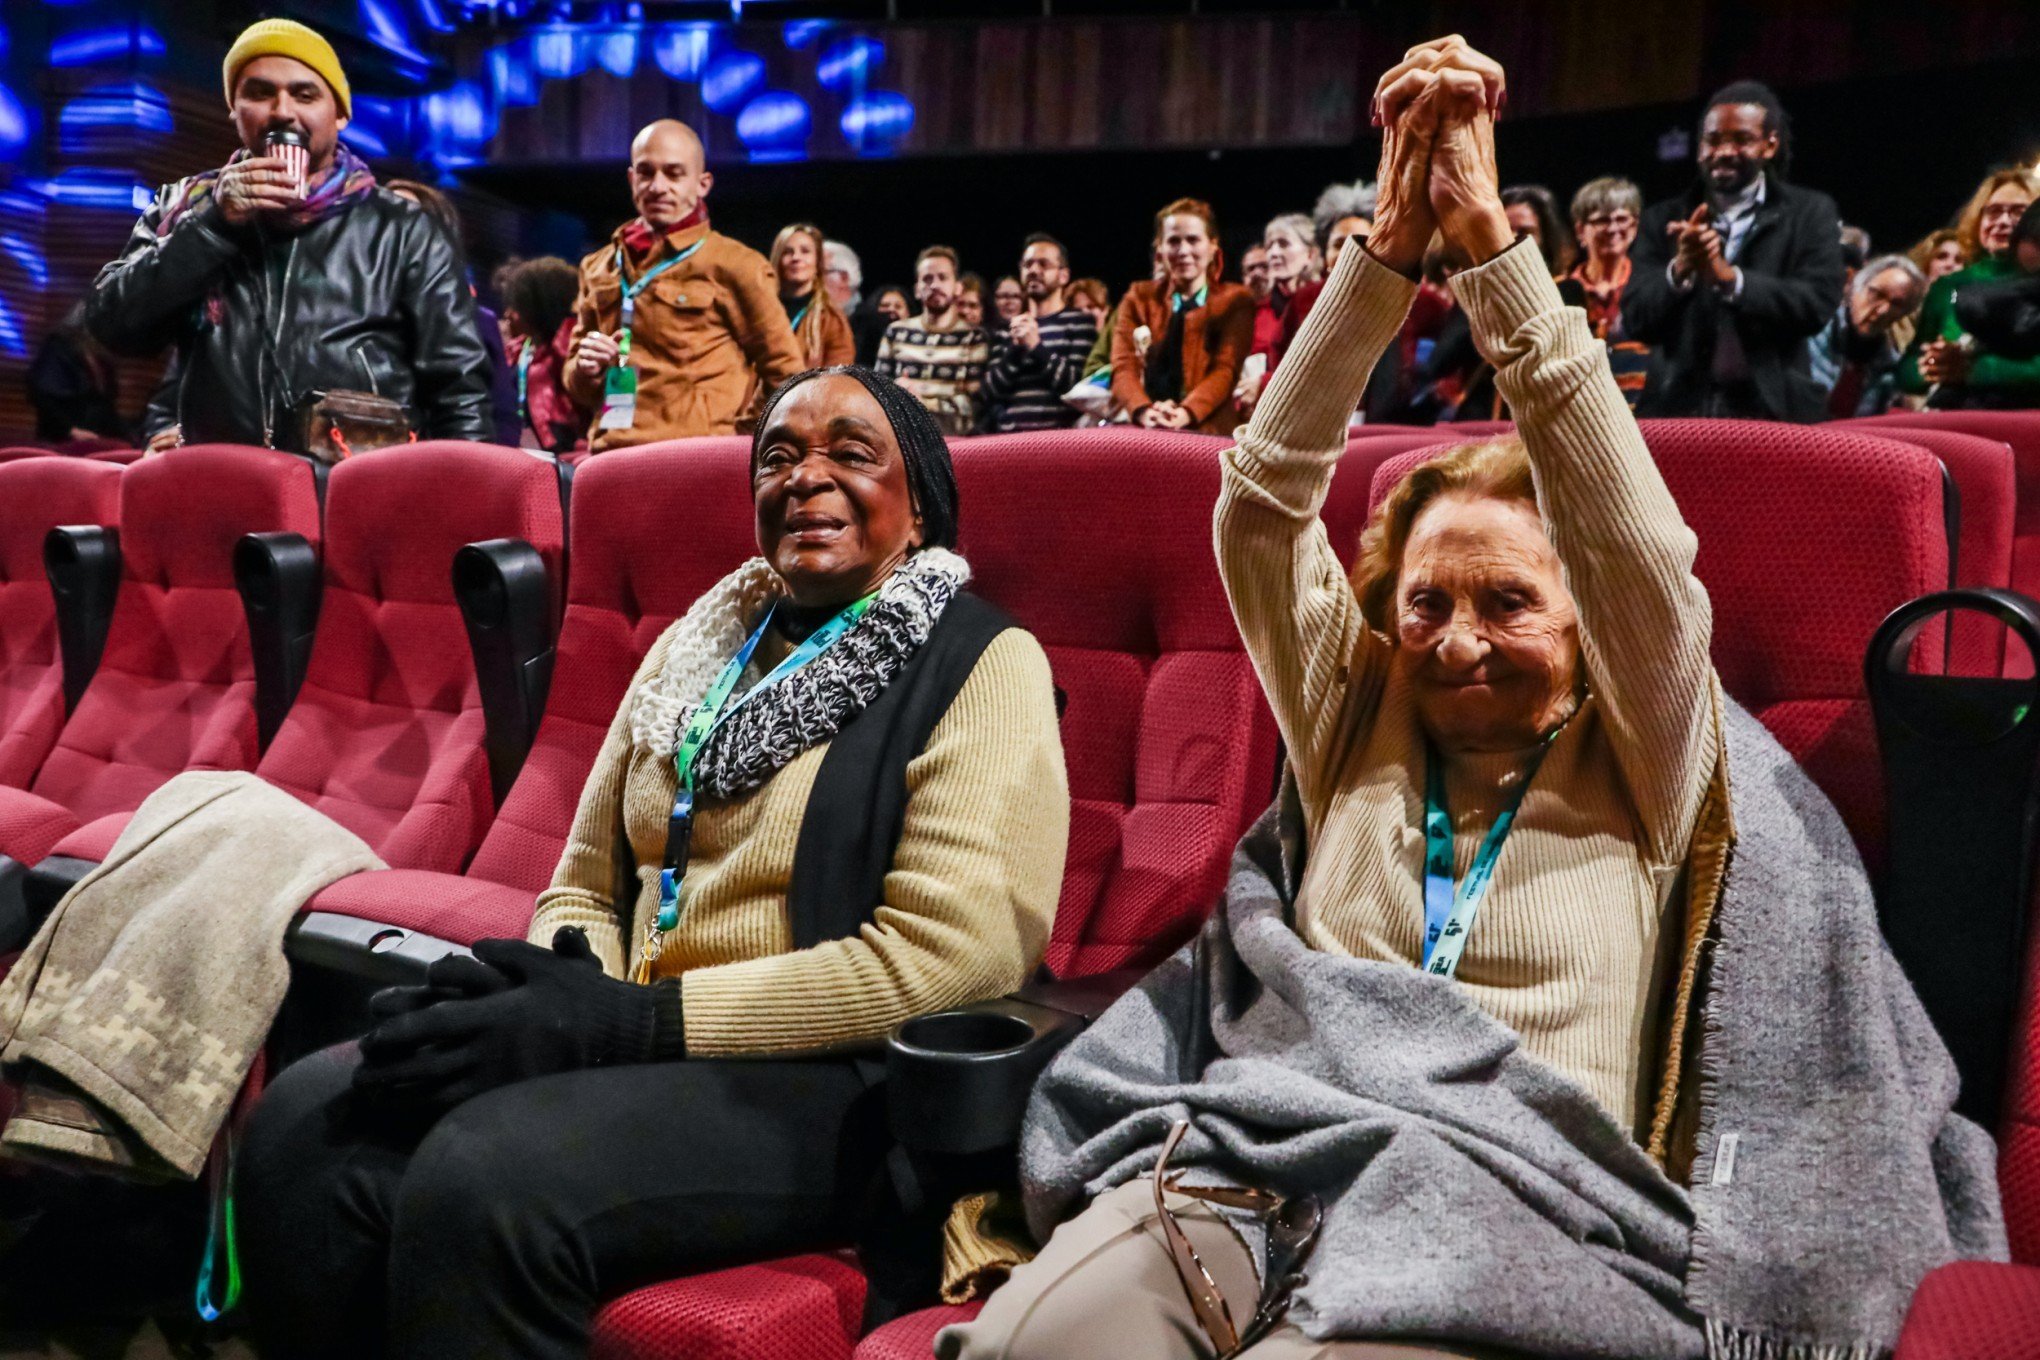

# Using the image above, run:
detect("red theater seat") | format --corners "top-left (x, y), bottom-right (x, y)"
top-left (1852, 411), bottom-right (2040, 598)
top-left (0, 458), bottom-right (122, 795)
top-left (302, 437), bottom-right (755, 943)
top-left (0, 448), bottom-right (320, 866)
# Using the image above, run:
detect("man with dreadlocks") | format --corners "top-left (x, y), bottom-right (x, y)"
top-left (237, 364), bottom-right (1069, 1360)
top-left (1623, 79), bottom-right (1844, 422)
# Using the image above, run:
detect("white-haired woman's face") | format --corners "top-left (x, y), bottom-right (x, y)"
top-left (1394, 494), bottom-right (1581, 754)
top-left (1263, 225), bottom-right (1315, 285)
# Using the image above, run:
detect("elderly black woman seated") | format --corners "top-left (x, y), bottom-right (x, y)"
top-left (236, 366), bottom-right (1070, 1360)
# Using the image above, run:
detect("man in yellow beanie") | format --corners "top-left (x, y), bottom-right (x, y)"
top-left (83, 18), bottom-right (491, 452)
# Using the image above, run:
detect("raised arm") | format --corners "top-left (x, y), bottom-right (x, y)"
top-left (1429, 55), bottom-right (1715, 861)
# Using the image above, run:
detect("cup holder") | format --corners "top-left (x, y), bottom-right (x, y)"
top-left (896, 1009), bottom-right (1035, 1057)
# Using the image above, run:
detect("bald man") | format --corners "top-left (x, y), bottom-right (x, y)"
top-left (564, 120), bottom-right (803, 448)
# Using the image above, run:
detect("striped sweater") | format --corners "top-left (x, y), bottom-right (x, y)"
top-left (980, 307), bottom-right (1099, 431)
top-left (875, 316), bottom-right (991, 436)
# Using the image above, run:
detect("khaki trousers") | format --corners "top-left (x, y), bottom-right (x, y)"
top-left (935, 1181), bottom-right (1513, 1360)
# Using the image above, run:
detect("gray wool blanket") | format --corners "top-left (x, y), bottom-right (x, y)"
top-left (1020, 701), bottom-right (2006, 1360)
top-left (0, 771), bottom-right (382, 1178)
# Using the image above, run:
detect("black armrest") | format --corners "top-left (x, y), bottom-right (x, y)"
top-left (23, 854), bottom-right (98, 927)
top-left (44, 525), bottom-right (121, 714)
top-left (885, 968), bottom-right (1146, 1156)
top-left (1868, 587), bottom-right (2040, 1126)
top-left (275, 914), bottom-right (477, 1063)
top-left (455, 538), bottom-right (555, 805)
top-left (235, 531), bottom-right (322, 749)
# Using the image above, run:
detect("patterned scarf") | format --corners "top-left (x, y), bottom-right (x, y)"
top-left (156, 142), bottom-right (377, 239)
top-left (628, 548), bottom-right (971, 799)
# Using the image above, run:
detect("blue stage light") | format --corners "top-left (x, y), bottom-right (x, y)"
top-left (359, 0), bottom-right (427, 63)
top-left (783, 20), bottom-right (830, 50)
top-left (839, 90), bottom-right (914, 152)
top-left (60, 81), bottom-right (175, 153)
top-left (487, 40), bottom-right (540, 106)
top-left (422, 81), bottom-right (493, 147)
top-left (43, 169), bottom-right (152, 213)
top-left (652, 24), bottom-right (717, 81)
top-left (701, 50), bottom-right (766, 113)
top-left (0, 85), bottom-right (30, 166)
top-left (0, 234), bottom-right (48, 290)
top-left (532, 26), bottom-right (587, 79)
top-left (50, 23), bottom-right (167, 67)
top-left (816, 35), bottom-right (883, 92)
top-left (0, 296), bottom-right (25, 362)
top-left (415, 0), bottom-right (456, 35)
top-left (591, 27), bottom-right (639, 78)
top-left (736, 90), bottom-right (809, 154)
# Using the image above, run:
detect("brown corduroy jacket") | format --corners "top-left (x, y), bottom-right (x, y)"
top-left (789, 292), bottom-right (857, 370)
top-left (565, 217), bottom-right (805, 451)
top-left (1109, 278), bottom-right (1256, 435)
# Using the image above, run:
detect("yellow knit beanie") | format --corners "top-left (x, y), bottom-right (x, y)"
top-left (222, 19), bottom-right (351, 120)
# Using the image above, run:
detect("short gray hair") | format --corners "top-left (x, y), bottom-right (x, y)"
top-left (1852, 253), bottom-right (1926, 301)
top-left (823, 239), bottom-right (862, 292)
top-left (1312, 179), bottom-right (1377, 250)
top-left (1569, 175), bottom-right (1642, 227)
top-left (1264, 212), bottom-right (1316, 250)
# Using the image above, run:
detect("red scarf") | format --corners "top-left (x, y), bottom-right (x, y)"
top-left (620, 203), bottom-right (708, 260)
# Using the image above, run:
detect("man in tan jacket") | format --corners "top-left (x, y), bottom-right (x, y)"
top-left (565, 119), bottom-right (804, 450)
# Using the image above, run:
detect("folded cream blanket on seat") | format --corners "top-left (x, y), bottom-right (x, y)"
top-left (0, 771), bottom-right (383, 1178)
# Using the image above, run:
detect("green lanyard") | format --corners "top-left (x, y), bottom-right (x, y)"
top-left (635, 593), bottom-right (875, 981)
top-left (1419, 740), bottom-right (1551, 979)
top-left (515, 343), bottom-right (534, 436)
top-left (615, 238), bottom-right (705, 363)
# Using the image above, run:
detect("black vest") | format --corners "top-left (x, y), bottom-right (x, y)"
top-left (784, 590), bottom-right (1017, 949)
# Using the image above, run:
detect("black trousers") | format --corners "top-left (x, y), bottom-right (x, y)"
top-left (237, 1044), bottom-right (889, 1360)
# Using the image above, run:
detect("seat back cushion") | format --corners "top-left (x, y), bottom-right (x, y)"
top-left (30, 447), bottom-right (320, 822)
top-left (259, 443), bottom-right (564, 871)
top-left (469, 438), bottom-right (756, 892)
top-left (0, 459), bottom-right (123, 787)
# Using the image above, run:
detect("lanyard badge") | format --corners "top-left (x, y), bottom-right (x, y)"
top-left (632, 593), bottom-right (876, 983)
top-left (1419, 741), bottom-right (1551, 979)
top-left (600, 239), bottom-right (702, 434)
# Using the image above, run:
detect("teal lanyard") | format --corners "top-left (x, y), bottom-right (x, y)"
top-left (515, 343), bottom-right (533, 435)
top-left (614, 238), bottom-right (705, 361)
top-left (638, 594), bottom-right (875, 977)
top-left (1419, 741), bottom-right (1551, 978)
top-left (788, 298), bottom-right (813, 332)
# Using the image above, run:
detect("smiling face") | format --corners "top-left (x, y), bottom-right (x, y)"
top-left (232, 55), bottom-right (347, 174)
top-left (1576, 207), bottom-right (1637, 268)
top-left (1160, 213), bottom-right (1216, 291)
top-left (1849, 265), bottom-right (1923, 334)
top-left (628, 120), bottom-right (712, 231)
top-left (1699, 102), bottom-right (1777, 197)
top-left (956, 287), bottom-right (983, 327)
top-left (1262, 224), bottom-right (1313, 286)
top-left (754, 375), bottom-right (923, 609)
top-left (777, 231), bottom-right (819, 290)
top-left (1980, 184), bottom-right (2034, 257)
top-left (876, 288), bottom-right (911, 322)
top-left (1393, 493), bottom-right (1581, 754)
top-left (994, 277), bottom-right (1026, 318)
top-left (1929, 237), bottom-right (1967, 279)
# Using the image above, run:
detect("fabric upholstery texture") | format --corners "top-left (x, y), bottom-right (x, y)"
top-left (1894, 1261), bottom-right (2040, 1359)
top-left (1855, 411), bottom-right (2040, 604)
top-left (589, 1253), bottom-right (866, 1360)
top-left (852, 1302), bottom-right (982, 1360)
top-left (0, 459), bottom-right (121, 790)
top-left (10, 448), bottom-right (319, 847)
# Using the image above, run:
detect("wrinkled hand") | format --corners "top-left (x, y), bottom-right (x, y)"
top-left (1919, 339), bottom-right (1972, 386)
top-left (1009, 313), bottom-right (1041, 350)
top-left (1421, 42), bottom-right (1511, 266)
top-left (573, 329), bottom-right (621, 382)
top-left (216, 154), bottom-right (302, 227)
top-left (352, 928), bottom-right (662, 1116)
top-left (1369, 37), bottom-right (1508, 275)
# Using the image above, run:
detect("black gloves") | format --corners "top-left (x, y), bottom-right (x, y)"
top-left (352, 927), bottom-right (685, 1116)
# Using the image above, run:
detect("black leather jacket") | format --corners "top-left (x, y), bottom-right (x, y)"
top-left (87, 182), bottom-right (490, 451)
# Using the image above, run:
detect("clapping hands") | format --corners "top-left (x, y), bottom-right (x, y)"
top-left (1670, 204), bottom-right (1738, 290)
top-left (1365, 36), bottom-right (1514, 279)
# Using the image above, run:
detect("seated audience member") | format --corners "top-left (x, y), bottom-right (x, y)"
top-left (1241, 244), bottom-right (1274, 310)
top-left (1912, 226), bottom-right (1969, 283)
top-left (1810, 253), bottom-right (1927, 416)
top-left (957, 273), bottom-right (988, 329)
top-left (502, 255), bottom-right (590, 452)
top-left (771, 222), bottom-right (857, 369)
top-left (389, 178), bottom-right (518, 446)
top-left (1258, 213), bottom-right (1323, 352)
top-left (1899, 169), bottom-right (2040, 409)
top-left (1267, 183), bottom-right (1376, 366)
top-left (993, 275), bottom-right (1026, 323)
top-left (85, 19), bottom-right (489, 452)
top-left (1069, 276), bottom-right (1112, 335)
top-left (1625, 81), bottom-right (1843, 421)
top-left (872, 285), bottom-right (912, 326)
top-left (981, 233), bottom-right (1099, 432)
top-left (1501, 183), bottom-right (1577, 278)
top-left (240, 365), bottom-right (1069, 1360)
top-left (1111, 198), bottom-right (1255, 434)
top-left (27, 302), bottom-right (126, 446)
top-left (828, 238), bottom-right (889, 367)
top-left (1954, 202), bottom-right (2040, 361)
top-left (941, 38), bottom-right (2000, 1360)
top-left (876, 247), bottom-right (991, 435)
top-left (566, 119), bottom-right (803, 449)
top-left (1567, 175), bottom-right (1651, 409)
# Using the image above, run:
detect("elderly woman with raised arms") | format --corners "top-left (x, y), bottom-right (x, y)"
top-left (236, 366), bottom-right (1069, 1360)
top-left (941, 37), bottom-right (2001, 1360)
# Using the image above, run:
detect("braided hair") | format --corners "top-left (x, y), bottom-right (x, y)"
top-left (752, 365), bottom-right (960, 550)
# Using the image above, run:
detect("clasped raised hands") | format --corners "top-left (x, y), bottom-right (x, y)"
top-left (1365, 36), bottom-right (1515, 279)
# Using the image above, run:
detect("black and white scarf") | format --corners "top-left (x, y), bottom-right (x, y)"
top-left (628, 548), bottom-right (971, 799)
